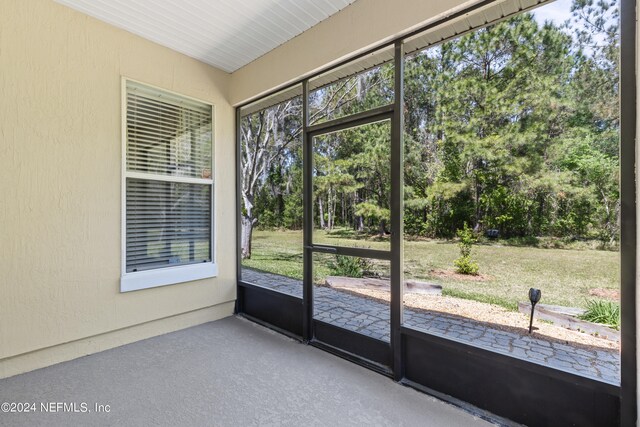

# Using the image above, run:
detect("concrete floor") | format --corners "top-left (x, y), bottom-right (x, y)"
top-left (0, 317), bottom-right (493, 427)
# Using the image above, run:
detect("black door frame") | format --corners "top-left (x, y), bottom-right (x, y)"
top-left (303, 105), bottom-right (395, 368)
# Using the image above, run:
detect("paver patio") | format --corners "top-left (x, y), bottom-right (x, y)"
top-left (241, 267), bottom-right (620, 384)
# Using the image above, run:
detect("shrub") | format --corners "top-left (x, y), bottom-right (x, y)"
top-left (454, 222), bottom-right (479, 275)
top-left (454, 256), bottom-right (479, 275)
top-left (579, 300), bottom-right (620, 330)
top-left (329, 255), bottom-right (371, 278)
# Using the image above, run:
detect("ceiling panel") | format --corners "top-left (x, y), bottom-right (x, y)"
top-left (54, 0), bottom-right (357, 73)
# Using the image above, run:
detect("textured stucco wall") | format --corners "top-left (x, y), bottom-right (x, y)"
top-left (0, 0), bottom-right (235, 378)
top-left (229, 0), bottom-right (478, 105)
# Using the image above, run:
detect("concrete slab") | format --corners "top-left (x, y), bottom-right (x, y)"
top-left (0, 316), bottom-right (492, 427)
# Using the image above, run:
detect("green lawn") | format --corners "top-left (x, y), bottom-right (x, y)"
top-left (242, 229), bottom-right (620, 310)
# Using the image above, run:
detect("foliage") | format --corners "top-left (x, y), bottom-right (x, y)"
top-left (241, 0), bottom-right (620, 257)
top-left (329, 255), bottom-right (372, 278)
top-left (354, 203), bottom-right (390, 233)
top-left (579, 299), bottom-right (620, 330)
top-left (454, 223), bottom-right (479, 275)
top-left (401, 3), bottom-right (619, 242)
top-left (456, 222), bottom-right (476, 256)
top-left (454, 256), bottom-right (480, 276)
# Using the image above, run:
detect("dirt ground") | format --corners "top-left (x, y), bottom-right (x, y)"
top-left (337, 286), bottom-right (620, 352)
top-left (588, 287), bottom-right (620, 300)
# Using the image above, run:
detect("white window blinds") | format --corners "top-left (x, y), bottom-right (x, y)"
top-left (124, 81), bottom-right (213, 274)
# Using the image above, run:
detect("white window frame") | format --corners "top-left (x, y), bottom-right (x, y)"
top-left (120, 77), bottom-right (217, 292)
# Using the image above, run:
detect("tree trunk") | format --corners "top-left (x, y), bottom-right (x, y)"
top-left (327, 193), bottom-right (333, 230)
top-left (473, 173), bottom-right (482, 232)
top-left (331, 191), bottom-right (337, 230)
top-left (342, 195), bottom-right (346, 226)
top-left (318, 197), bottom-right (325, 229)
top-left (241, 215), bottom-right (257, 259)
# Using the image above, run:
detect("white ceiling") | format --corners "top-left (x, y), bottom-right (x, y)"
top-left (54, 0), bottom-right (357, 73)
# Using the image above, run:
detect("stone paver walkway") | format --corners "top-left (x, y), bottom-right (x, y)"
top-left (241, 267), bottom-right (620, 384)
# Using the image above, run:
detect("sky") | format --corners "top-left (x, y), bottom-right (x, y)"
top-left (531, 0), bottom-right (574, 27)
top-left (530, 0), bottom-right (618, 53)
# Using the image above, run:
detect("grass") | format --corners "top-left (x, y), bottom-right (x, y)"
top-left (242, 228), bottom-right (620, 310)
top-left (579, 300), bottom-right (621, 330)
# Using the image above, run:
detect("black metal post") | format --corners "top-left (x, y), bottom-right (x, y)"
top-left (235, 105), bottom-right (243, 314)
top-left (620, 0), bottom-right (637, 424)
top-left (391, 39), bottom-right (405, 382)
top-left (302, 79), bottom-right (313, 342)
top-left (528, 305), bottom-right (535, 334)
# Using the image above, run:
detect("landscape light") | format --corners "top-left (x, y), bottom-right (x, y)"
top-left (528, 288), bottom-right (542, 334)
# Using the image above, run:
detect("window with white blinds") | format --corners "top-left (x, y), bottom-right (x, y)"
top-left (122, 80), bottom-right (214, 290)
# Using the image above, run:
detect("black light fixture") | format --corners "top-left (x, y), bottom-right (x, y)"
top-left (528, 288), bottom-right (542, 334)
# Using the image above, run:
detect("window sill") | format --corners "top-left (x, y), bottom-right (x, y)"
top-left (120, 262), bottom-right (218, 292)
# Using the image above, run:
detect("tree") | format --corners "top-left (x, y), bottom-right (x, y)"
top-left (401, 3), bottom-right (619, 242)
top-left (241, 0), bottom-right (621, 256)
top-left (240, 73), bottom-right (384, 257)
top-left (240, 100), bottom-right (302, 259)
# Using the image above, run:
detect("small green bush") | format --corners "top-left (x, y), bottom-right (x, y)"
top-left (454, 222), bottom-right (479, 275)
top-left (457, 222), bottom-right (475, 256)
top-left (330, 255), bottom-right (372, 278)
top-left (454, 256), bottom-right (479, 275)
top-left (579, 300), bottom-right (620, 330)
